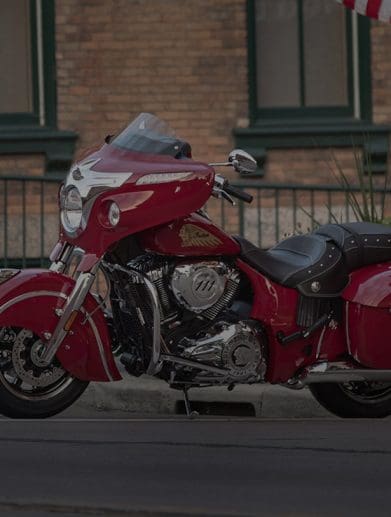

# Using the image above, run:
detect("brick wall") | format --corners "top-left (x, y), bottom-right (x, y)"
top-left (372, 21), bottom-right (391, 125)
top-left (55, 1), bottom-right (391, 184)
top-left (0, 155), bottom-right (45, 176)
top-left (56, 0), bottom-right (248, 165)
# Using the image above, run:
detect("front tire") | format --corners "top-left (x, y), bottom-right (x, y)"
top-left (0, 375), bottom-right (88, 419)
top-left (0, 327), bottom-right (88, 418)
top-left (309, 382), bottom-right (391, 418)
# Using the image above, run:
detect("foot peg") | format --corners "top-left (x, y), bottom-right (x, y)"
top-left (277, 312), bottom-right (333, 346)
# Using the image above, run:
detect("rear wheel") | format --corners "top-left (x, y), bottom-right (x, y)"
top-left (309, 381), bottom-right (391, 418)
top-left (0, 327), bottom-right (88, 418)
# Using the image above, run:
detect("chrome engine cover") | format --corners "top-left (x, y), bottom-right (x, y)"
top-left (181, 321), bottom-right (266, 383)
top-left (171, 261), bottom-right (232, 313)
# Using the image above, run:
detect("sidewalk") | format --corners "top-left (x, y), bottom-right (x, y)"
top-left (76, 375), bottom-right (331, 418)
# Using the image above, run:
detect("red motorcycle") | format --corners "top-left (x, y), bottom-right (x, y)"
top-left (1, 112), bottom-right (391, 419)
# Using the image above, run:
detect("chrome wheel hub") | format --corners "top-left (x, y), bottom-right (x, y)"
top-left (11, 329), bottom-right (65, 388)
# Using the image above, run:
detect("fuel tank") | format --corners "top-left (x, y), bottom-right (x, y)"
top-left (138, 212), bottom-right (241, 256)
top-left (343, 263), bottom-right (391, 368)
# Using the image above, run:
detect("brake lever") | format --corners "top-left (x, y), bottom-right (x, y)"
top-left (212, 187), bottom-right (236, 206)
top-left (221, 190), bottom-right (236, 205)
top-left (212, 174), bottom-right (236, 205)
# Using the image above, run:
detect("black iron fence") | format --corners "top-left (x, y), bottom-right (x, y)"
top-left (0, 175), bottom-right (390, 267)
top-left (0, 175), bottom-right (63, 268)
top-left (209, 181), bottom-right (391, 249)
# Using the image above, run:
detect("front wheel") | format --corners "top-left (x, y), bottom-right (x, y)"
top-left (309, 382), bottom-right (391, 418)
top-left (0, 327), bottom-right (88, 418)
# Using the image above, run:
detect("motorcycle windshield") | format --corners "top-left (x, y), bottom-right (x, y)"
top-left (111, 113), bottom-right (191, 158)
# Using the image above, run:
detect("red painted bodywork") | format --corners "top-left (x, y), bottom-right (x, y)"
top-left (61, 144), bottom-right (214, 259)
top-left (139, 212), bottom-right (241, 256)
top-left (342, 263), bottom-right (391, 307)
top-left (0, 270), bottom-right (121, 382)
top-left (237, 260), bottom-right (346, 383)
top-left (343, 263), bottom-right (391, 368)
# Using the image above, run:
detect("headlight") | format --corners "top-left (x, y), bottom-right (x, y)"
top-left (61, 186), bottom-right (83, 233)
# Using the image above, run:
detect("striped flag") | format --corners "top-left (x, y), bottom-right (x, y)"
top-left (336, 0), bottom-right (391, 22)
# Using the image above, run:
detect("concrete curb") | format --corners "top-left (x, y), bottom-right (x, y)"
top-left (76, 375), bottom-right (331, 418)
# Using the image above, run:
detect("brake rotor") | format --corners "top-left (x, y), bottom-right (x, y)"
top-left (11, 329), bottom-right (65, 388)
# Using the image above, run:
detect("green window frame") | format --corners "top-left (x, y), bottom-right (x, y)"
top-left (234, 1), bottom-right (391, 177)
top-left (247, 0), bottom-right (372, 125)
top-left (0, 1), bottom-right (77, 174)
top-left (0, 0), bottom-right (57, 128)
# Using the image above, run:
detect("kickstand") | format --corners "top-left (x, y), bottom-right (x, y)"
top-left (183, 387), bottom-right (199, 419)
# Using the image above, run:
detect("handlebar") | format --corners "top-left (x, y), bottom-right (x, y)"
top-left (223, 183), bottom-right (253, 204)
top-left (212, 174), bottom-right (253, 204)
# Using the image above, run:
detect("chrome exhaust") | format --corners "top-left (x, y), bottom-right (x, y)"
top-left (301, 362), bottom-right (391, 385)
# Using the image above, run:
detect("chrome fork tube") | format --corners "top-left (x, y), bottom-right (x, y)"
top-left (40, 266), bottom-right (99, 365)
top-left (49, 243), bottom-right (75, 274)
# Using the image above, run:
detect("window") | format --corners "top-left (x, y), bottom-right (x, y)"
top-left (0, 1), bottom-right (36, 117)
top-left (234, 0), bottom-right (391, 177)
top-left (0, 1), bottom-right (77, 174)
top-left (0, 0), bottom-right (56, 127)
top-left (248, 0), bottom-right (371, 123)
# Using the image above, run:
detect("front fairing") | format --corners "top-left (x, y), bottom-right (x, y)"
top-left (60, 142), bottom-right (214, 256)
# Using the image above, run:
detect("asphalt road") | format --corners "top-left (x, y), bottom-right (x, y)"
top-left (0, 411), bottom-right (391, 517)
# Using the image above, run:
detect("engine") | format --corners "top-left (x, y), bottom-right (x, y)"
top-left (108, 254), bottom-right (267, 384)
top-left (170, 261), bottom-right (241, 319)
top-left (180, 320), bottom-right (267, 384)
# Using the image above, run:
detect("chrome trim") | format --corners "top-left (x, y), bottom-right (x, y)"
top-left (0, 291), bottom-right (67, 315)
top-left (49, 243), bottom-right (75, 274)
top-left (66, 158), bottom-right (133, 200)
top-left (302, 362), bottom-right (391, 385)
top-left (40, 270), bottom-right (98, 364)
top-left (135, 172), bottom-right (193, 185)
top-left (160, 353), bottom-right (228, 376)
top-left (315, 325), bottom-right (327, 359)
top-left (80, 307), bottom-right (114, 381)
top-left (50, 262), bottom-right (65, 274)
top-left (0, 290), bottom-right (114, 381)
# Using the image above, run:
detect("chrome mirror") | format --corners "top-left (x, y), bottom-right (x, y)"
top-left (228, 149), bottom-right (257, 175)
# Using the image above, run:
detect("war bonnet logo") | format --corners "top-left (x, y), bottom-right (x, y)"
top-left (179, 224), bottom-right (222, 248)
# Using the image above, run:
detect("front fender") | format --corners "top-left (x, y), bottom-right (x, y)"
top-left (0, 269), bottom-right (121, 382)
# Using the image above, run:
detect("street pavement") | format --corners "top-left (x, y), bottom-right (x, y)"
top-left (76, 375), bottom-right (331, 419)
top-left (0, 409), bottom-right (391, 516)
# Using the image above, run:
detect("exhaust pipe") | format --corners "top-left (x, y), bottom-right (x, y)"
top-left (301, 362), bottom-right (391, 385)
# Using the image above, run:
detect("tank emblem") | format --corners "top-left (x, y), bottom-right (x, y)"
top-left (179, 224), bottom-right (222, 248)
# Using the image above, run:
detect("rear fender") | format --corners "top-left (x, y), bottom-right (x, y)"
top-left (342, 263), bottom-right (391, 307)
top-left (0, 269), bottom-right (121, 382)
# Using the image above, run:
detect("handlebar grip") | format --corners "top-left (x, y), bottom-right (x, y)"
top-left (224, 184), bottom-right (253, 204)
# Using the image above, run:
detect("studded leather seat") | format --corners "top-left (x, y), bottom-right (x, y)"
top-left (235, 222), bottom-right (391, 297)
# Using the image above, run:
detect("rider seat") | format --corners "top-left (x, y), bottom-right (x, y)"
top-left (235, 222), bottom-right (391, 297)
